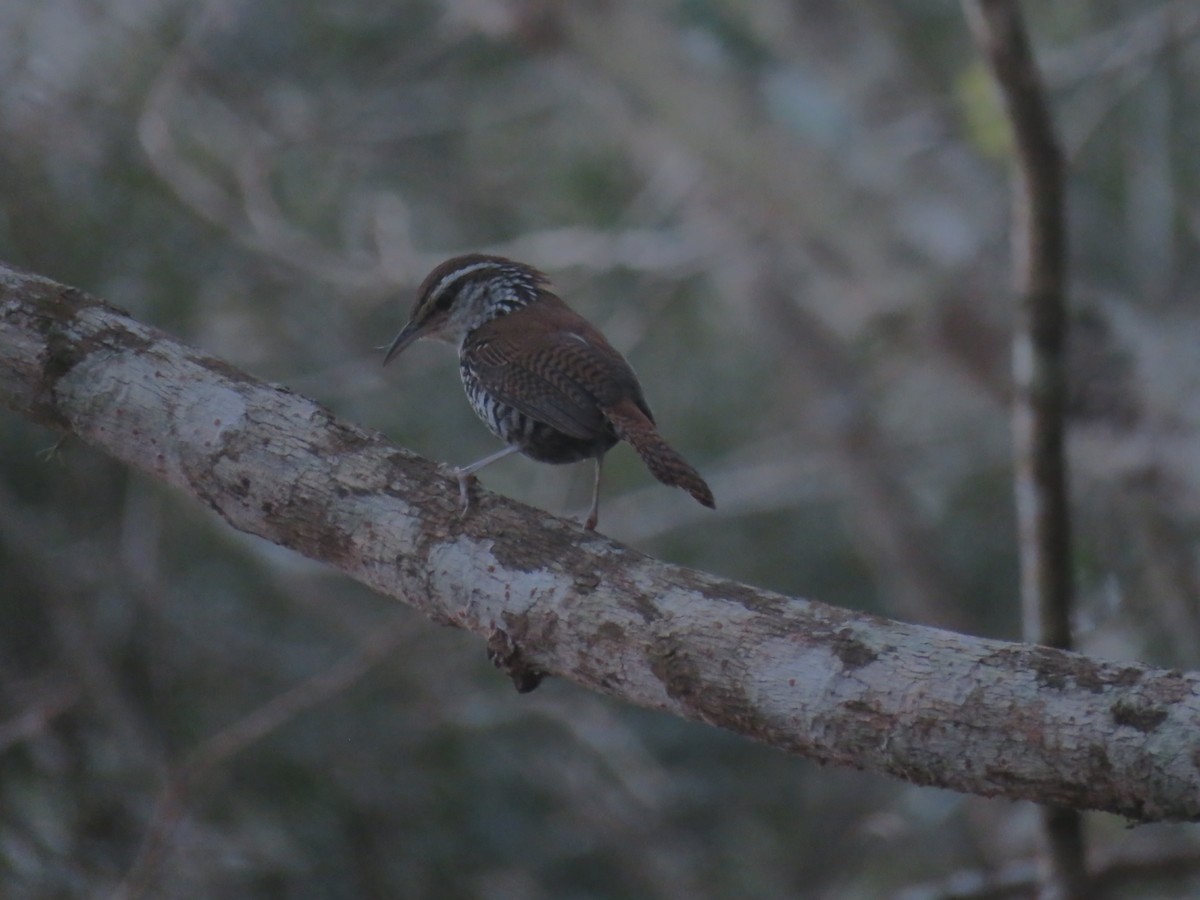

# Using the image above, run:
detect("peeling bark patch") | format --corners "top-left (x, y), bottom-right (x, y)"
top-left (1074, 660), bottom-right (1144, 692)
top-left (99, 324), bottom-right (156, 356)
top-left (1027, 646), bottom-right (1141, 692)
top-left (651, 637), bottom-right (702, 702)
top-left (597, 621), bottom-right (625, 643)
top-left (311, 525), bottom-right (357, 566)
top-left (573, 570), bottom-right (601, 594)
top-left (38, 314), bottom-right (151, 427)
top-left (308, 407), bottom-right (374, 455)
top-left (34, 330), bottom-right (78, 429)
top-left (1027, 647), bottom-right (1072, 689)
top-left (622, 591), bottom-right (662, 624)
top-left (1145, 669), bottom-right (1194, 705)
top-left (503, 608), bottom-right (559, 647)
top-left (489, 536), bottom-right (553, 574)
top-left (841, 699), bottom-right (877, 716)
top-left (484, 514), bottom-right (583, 573)
top-left (832, 629), bottom-right (878, 670)
top-left (690, 575), bottom-right (790, 616)
top-left (982, 645), bottom-right (1149, 697)
top-left (59, 285), bottom-right (129, 318)
top-left (1088, 744), bottom-right (1113, 775)
top-left (649, 636), bottom-right (782, 745)
top-left (1111, 699), bottom-right (1168, 732)
top-left (42, 327), bottom-right (83, 386)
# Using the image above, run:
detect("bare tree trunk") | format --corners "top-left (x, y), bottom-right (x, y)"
top-left (963, 2), bottom-right (1084, 897)
top-left (2, 263), bottom-right (1199, 823)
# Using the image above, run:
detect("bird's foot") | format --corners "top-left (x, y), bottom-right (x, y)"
top-left (582, 493), bottom-right (601, 531)
top-left (449, 467), bottom-right (479, 519)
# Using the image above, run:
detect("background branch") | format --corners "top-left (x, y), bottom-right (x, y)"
top-left (963, 1), bottom-right (1082, 896)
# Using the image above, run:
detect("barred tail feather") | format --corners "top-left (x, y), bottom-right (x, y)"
top-left (604, 400), bottom-right (715, 509)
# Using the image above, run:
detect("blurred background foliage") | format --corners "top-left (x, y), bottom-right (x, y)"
top-left (2, 0), bottom-right (1200, 897)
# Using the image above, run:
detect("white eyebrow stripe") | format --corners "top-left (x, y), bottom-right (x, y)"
top-left (427, 261), bottom-right (496, 306)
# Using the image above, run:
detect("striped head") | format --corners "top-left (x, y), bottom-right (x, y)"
top-left (383, 255), bottom-right (546, 364)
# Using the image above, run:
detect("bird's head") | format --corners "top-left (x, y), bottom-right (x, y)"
top-left (382, 254), bottom-right (546, 364)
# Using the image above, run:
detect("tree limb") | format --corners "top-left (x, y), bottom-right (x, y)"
top-left (2, 262), bottom-right (1198, 822)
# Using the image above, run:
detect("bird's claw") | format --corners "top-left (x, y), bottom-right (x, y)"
top-left (452, 467), bottom-right (478, 519)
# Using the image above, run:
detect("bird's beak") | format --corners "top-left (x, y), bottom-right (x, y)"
top-left (382, 320), bottom-right (424, 366)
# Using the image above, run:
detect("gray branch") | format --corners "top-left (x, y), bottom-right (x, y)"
top-left (2, 262), bottom-right (1198, 823)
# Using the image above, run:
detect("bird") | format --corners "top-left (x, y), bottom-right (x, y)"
top-left (382, 254), bottom-right (715, 530)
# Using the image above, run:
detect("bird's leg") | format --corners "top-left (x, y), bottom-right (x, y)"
top-left (584, 456), bottom-right (604, 531)
top-left (452, 444), bottom-right (521, 517)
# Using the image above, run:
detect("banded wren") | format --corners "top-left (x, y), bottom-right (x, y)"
top-left (383, 254), bottom-right (715, 530)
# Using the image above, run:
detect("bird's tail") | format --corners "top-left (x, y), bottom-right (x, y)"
top-left (603, 399), bottom-right (715, 509)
